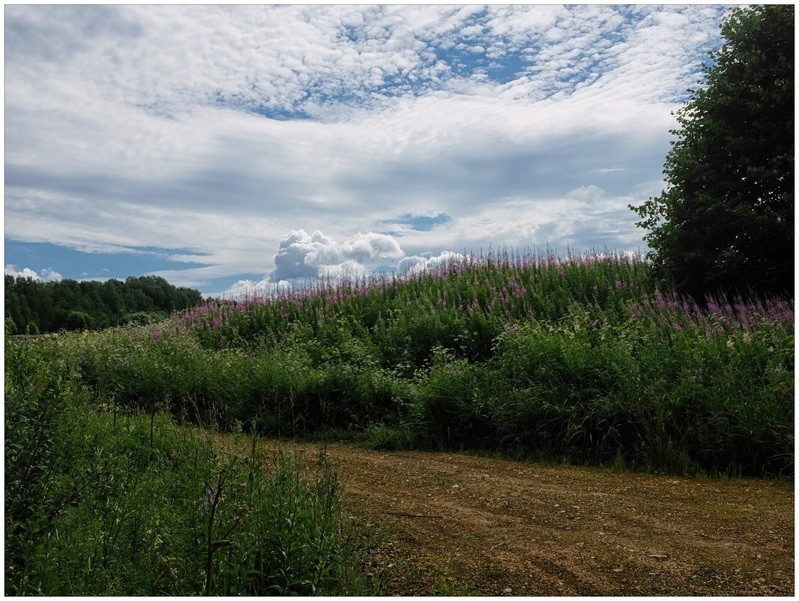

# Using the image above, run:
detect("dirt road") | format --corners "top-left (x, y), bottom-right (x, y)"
top-left (216, 434), bottom-right (794, 596)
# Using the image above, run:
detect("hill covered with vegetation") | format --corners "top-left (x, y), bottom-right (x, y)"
top-left (6, 250), bottom-right (793, 594)
top-left (52, 251), bottom-right (795, 477)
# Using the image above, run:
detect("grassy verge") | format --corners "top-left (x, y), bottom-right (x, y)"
top-left (5, 333), bottom-right (373, 595)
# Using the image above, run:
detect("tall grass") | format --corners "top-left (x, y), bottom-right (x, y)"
top-left (5, 332), bottom-right (371, 595)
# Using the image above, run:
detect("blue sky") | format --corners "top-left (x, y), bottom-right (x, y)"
top-left (4, 4), bottom-right (730, 297)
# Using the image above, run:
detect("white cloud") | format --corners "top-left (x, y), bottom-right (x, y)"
top-left (3, 5), bottom-right (729, 293)
top-left (220, 242), bottom-right (466, 299)
top-left (223, 277), bottom-right (292, 300)
top-left (567, 185), bottom-right (605, 203)
top-left (397, 251), bottom-right (466, 276)
top-left (5, 265), bottom-right (63, 282)
top-left (271, 229), bottom-right (405, 282)
top-left (316, 259), bottom-right (370, 282)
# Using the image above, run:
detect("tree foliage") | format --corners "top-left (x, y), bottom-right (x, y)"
top-left (632, 5), bottom-right (794, 299)
top-left (4, 274), bottom-right (204, 334)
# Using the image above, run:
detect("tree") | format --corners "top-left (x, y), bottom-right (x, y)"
top-left (64, 310), bottom-right (91, 331)
top-left (631, 5), bottom-right (793, 300)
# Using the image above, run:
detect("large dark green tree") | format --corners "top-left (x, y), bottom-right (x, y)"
top-left (632, 5), bottom-right (794, 299)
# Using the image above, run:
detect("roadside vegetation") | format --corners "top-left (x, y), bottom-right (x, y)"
top-left (18, 250), bottom-right (796, 476)
top-left (5, 326), bottom-right (373, 595)
top-left (6, 252), bottom-right (794, 594)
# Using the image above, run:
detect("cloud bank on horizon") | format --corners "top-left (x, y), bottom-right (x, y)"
top-left (4, 4), bottom-right (729, 296)
top-left (4, 265), bottom-right (63, 283)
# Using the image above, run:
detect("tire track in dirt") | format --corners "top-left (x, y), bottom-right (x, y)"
top-left (214, 434), bottom-right (794, 596)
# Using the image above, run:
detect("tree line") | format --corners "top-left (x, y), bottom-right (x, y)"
top-left (5, 274), bottom-right (204, 334)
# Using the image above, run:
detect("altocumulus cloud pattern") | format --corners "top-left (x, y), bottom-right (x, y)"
top-left (3, 5), bottom-right (728, 296)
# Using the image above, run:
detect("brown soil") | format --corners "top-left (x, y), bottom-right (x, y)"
top-left (215, 434), bottom-right (794, 596)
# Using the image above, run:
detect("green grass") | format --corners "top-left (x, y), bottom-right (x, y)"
top-left (97, 253), bottom-right (794, 474)
top-left (5, 332), bottom-right (373, 595)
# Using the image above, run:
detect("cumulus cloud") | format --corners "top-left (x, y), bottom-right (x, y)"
top-left (5, 265), bottom-right (63, 282)
top-left (271, 229), bottom-right (404, 282)
top-left (224, 277), bottom-right (292, 300)
top-left (397, 251), bottom-right (466, 276)
top-left (219, 241), bottom-right (469, 299)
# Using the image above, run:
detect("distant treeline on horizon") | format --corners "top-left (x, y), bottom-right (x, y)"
top-left (5, 274), bottom-right (204, 334)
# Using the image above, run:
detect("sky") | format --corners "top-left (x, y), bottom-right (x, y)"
top-left (4, 3), bottom-right (731, 297)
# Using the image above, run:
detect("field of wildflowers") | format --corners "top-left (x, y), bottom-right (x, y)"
top-left (71, 249), bottom-right (794, 477)
top-left (6, 250), bottom-right (793, 593)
